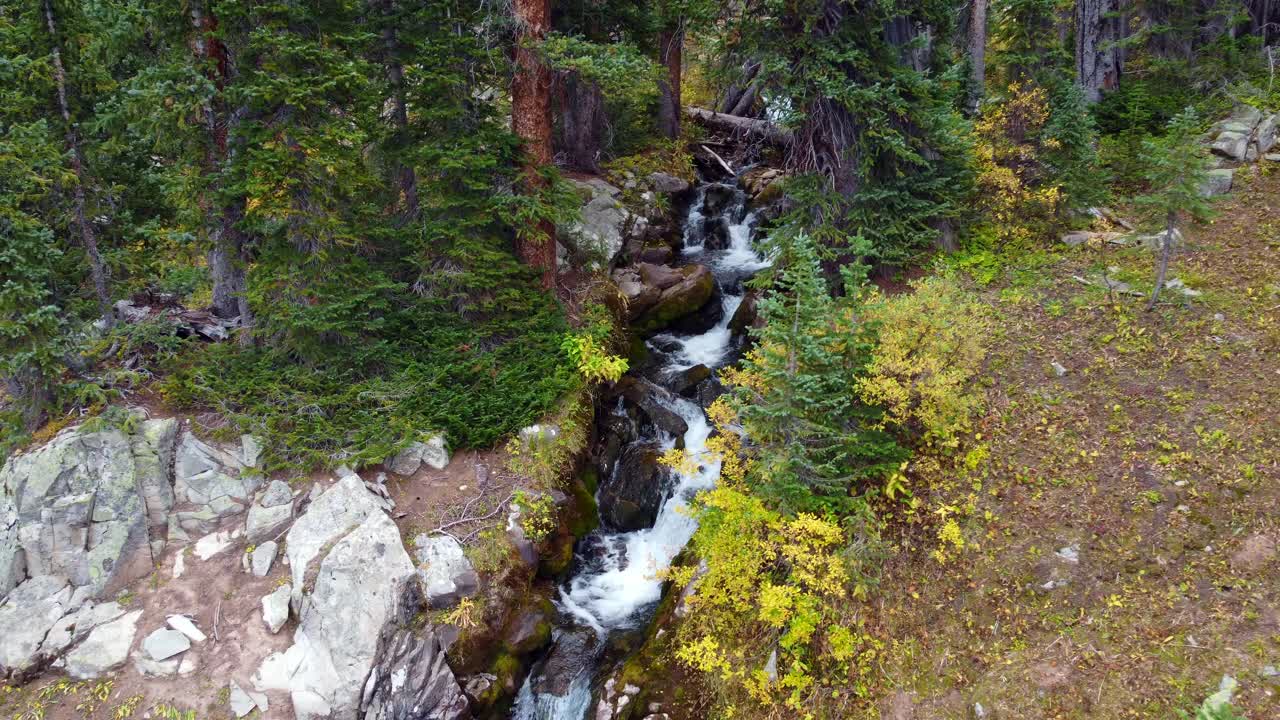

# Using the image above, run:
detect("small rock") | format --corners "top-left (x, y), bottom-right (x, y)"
top-left (386, 435), bottom-right (449, 476)
top-left (143, 628), bottom-right (191, 661)
top-left (1051, 361), bottom-right (1068, 377)
top-left (229, 682), bottom-right (267, 719)
top-left (1266, 152), bottom-right (1280, 162)
top-left (1055, 545), bottom-right (1080, 564)
top-left (250, 541), bottom-right (279, 577)
top-left (974, 701), bottom-right (987, 718)
top-left (1200, 168), bottom-right (1234, 197)
top-left (172, 548), bottom-right (186, 579)
top-left (413, 535), bottom-right (480, 609)
top-left (259, 480), bottom-right (294, 508)
top-left (178, 652), bottom-right (199, 676)
top-left (1262, 665), bottom-right (1278, 677)
top-left (245, 501), bottom-right (292, 543)
top-left (194, 530), bottom-right (234, 560)
top-left (166, 615), bottom-right (207, 643)
top-left (240, 435), bottom-right (263, 468)
top-left (262, 584), bottom-right (291, 634)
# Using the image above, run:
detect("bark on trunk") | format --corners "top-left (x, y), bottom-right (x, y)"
top-left (1076, 0), bottom-right (1122, 103)
top-left (966, 0), bottom-right (988, 114)
top-left (374, 0), bottom-right (418, 219)
top-left (43, 0), bottom-right (111, 320)
top-left (192, 3), bottom-right (254, 339)
top-left (555, 70), bottom-right (606, 172)
top-left (719, 60), bottom-right (761, 117)
top-left (512, 0), bottom-right (556, 288)
top-left (656, 26), bottom-right (683, 139)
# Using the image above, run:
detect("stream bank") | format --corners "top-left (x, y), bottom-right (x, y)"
top-left (506, 165), bottom-right (777, 720)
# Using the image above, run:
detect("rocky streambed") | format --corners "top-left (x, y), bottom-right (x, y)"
top-left (512, 172), bottom-right (771, 720)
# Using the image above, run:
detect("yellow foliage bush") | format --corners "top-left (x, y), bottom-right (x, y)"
top-left (669, 396), bottom-right (883, 716)
top-left (856, 277), bottom-right (990, 448)
top-left (973, 82), bottom-right (1066, 247)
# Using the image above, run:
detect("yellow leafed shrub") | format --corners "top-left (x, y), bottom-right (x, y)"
top-left (856, 277), bottom-right (990, 449)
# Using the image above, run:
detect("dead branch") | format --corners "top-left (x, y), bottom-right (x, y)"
top-left (684, 106), bottom-right (793, 147)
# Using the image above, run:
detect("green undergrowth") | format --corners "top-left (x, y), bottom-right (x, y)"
top-left (161, 291), bottom-right (577, 472)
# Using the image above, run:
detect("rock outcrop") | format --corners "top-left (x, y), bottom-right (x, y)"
top-left (1209, 105), bottom-right (1279, 161)
top-left (1, 416), bottom-right (177, 601)
top-left (558, 178), bottom-right (645, 271)
top-left (256, 475), bottom-right (469, 720)
top-left (168, 432), bottom-right (262, 541)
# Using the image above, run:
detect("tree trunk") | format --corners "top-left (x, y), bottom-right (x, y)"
top-left (374, 0), bottom-right (418, 219)
top-left (511, 0), bottom-right (556, 289)
top-left (719, 60), bottom-right (761, 116)
top-left (966, 0), bottom-right (988, 114)
top-left (1076, 0), bottom-right (1121, 103)
top-left (555, 70), bottom-right (606, 172)
top-left (192, 3), bottom-right (253, 338)
top-left (1146, 212), bottom-right (1176, 311)
top-left (43, 0), bottom-right (111, 321)
top-left (656, 26), bottom-right (683, 139)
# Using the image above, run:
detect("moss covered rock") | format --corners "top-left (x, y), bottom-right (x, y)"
top-left (633, 264), bottom-right (715, 333)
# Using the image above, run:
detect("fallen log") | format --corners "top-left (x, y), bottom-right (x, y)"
top-left (684, 106), bottom-right (792, 147)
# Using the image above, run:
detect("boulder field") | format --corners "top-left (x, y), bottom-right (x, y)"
top-left (0, 416), bottom-right (478, 720)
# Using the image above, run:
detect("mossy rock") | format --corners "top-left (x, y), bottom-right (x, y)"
top-left (538, 533), bottom-right (575, 578)
top-left (633, 265), bottom-right (714, 333)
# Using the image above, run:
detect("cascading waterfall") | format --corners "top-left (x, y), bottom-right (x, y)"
top-left (512, 178), bottom-right (767, 720)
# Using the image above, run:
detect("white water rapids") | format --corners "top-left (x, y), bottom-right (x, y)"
top-left (512, 180), bottom-right (766, 720)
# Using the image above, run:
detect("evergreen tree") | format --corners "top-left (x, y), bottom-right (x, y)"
top-left (734, 233), bottom-right (906, 513)
top-left (1132, 108), bottom-right (1215, 310)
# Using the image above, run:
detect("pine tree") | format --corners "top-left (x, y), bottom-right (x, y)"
top-left (1132, 108), bottom-right (1215, 310)
top-left (734, 233), bottom-right (906, 513)
top-left (512, 0), bottom-right (557, 288)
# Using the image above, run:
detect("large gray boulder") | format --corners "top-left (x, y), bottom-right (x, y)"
top-left (64, 608), bottom-right (143, 679)
top-left (1201, 168), bottom-right (1234, 197)
top-left (1, 416), bottom-right (177, 601)
top-left (558, 178), bottom-right (644, 271)
top-left (0, 575), bottom-right (74, 677)
top-left (362, 624), bottom-right (470, 720)
top-left (255, 475), bottom-right (436, 720)
top-left (280, 474), bottom-right (385, 612)
top-left (1211, 131), bottom-right (1249, 160)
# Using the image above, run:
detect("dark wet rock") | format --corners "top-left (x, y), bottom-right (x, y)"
top-left (596, 406), bottom-right (640, 482)
top-left (613, 377), bottom-right (689, 438)
top-left (665, 365), bottom-right (711, 397)
top-left (503, 607), bottom-right (553, 656)
top-left (701, 184), bottom-right (738, 217)
top-left (695, 375), bottom-right (728, 408)
top-left (363, 626), bottom-right (470, 720)
top-left (598, 444), bottom-right (671, 532)
top-left (532, 629), bottom-right (600, 697)
top-left (701, 216), bottom-right (731, 251)
top-left (667, 285), bottom-right (725, 335)
top-left (728, 291), bottom-right (760, 336)
top-left (636, 245), bottom-right (673, 265)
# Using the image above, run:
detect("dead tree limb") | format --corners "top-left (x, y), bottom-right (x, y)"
top-left (684, 107), bottom-right (793, 147)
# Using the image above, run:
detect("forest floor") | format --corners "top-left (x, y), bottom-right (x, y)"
top-left (873, 163), bottom-right (1280, 718)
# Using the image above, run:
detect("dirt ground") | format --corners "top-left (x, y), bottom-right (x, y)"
top-left (870, 164), bottom-right (1280, 718)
